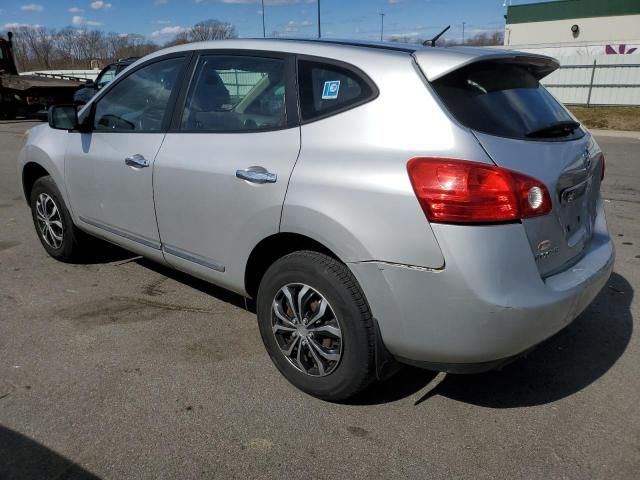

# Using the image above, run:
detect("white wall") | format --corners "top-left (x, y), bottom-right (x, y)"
top-left (505, 14), bottom-right (640, 46)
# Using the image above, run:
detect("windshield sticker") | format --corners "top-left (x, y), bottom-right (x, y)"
top-left (322, 80), bottom-right (341, 100)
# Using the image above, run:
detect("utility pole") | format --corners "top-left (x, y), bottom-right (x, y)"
top-left (317, 0), bottom-right (321, 38)
top-left (261, 0), bottom-right (266, 38)
top-left (379, 13), bottom-right (385, 41)
top-left (462, 21), bottom-right (466, 44)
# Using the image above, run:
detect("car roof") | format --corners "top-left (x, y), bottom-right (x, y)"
top-left (141, 37), bottom-right (509, 59)
top-left (135, 38), bottom-right (556, 82)
top-left (270, 38), bottom-right (419, 53)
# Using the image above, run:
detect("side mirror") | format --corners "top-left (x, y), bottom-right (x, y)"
top-left (84, 79), bottom-right (95, 88)
top-left (48, 105), bottom-right (92, 133)
top-left (48, 105), bottom-right (79, 130)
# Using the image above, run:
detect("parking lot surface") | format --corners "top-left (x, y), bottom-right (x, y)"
top-left (1, 120), bottom-right (638, 479)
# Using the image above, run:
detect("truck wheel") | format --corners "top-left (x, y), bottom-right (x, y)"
top-left (29, 176), bottom-right (85, 262)
top-left (257, 251), bottom-right (375, 401)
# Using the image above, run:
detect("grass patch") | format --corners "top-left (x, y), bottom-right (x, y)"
top-left (569, 106), bottom-right (640, 131)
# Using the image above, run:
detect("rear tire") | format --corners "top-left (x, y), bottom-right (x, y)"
top-left (30, 176), bottom-right (85, 262)
top-left (257, 251), bottom-right (375, 401)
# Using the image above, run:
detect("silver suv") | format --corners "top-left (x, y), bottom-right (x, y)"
top-left (19, 40), bottom-right (614, 401)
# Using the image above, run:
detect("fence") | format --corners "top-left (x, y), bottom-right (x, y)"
top-left (541, 54), bottom-right (640, 106)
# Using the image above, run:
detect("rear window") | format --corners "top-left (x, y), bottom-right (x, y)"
top-left (298, 60), bottom-right (376, 122)
top-left (432, 62), bottom-right (583, 141)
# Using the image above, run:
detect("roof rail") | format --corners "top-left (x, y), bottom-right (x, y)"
top-left (259, 37), bottom-right (418, 54)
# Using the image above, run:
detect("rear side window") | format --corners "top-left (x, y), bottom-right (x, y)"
top-left (180, 55), bottom-right (286, 132)
top-left (432, 62), bottom-right (582, 141)
top-left (298, 60), bottom-right (375, 122)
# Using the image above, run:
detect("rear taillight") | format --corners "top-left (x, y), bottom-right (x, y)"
top-left (407, 157), bottom-right (552, 224)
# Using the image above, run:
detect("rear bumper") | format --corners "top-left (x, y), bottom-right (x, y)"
top-left (394, 346), bottom-right (536, 374)
top-left (349, 217), bottom-right (614, 367)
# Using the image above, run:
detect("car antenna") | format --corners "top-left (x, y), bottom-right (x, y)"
top-left (423, 25), bottom-right (450, 47)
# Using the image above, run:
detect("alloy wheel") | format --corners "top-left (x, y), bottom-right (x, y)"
top-left (271, 283), bottom-right (343, 377)
top-left (35, 193), bottom-right (64, 249)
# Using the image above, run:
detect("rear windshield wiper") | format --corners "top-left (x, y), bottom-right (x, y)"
top-left (525, 120), bottom-right (580, 138)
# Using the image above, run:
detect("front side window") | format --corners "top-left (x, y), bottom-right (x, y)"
top-left (93, 57), bottom-right (184, 132)
top-left (298, 60), bottom-right (375, 122)
top-left (180, 55), bottom-right (286, 132)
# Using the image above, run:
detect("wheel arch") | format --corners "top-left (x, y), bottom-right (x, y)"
top-left (244, 232), bottom-right (342, 300)
top-left (22, 162), bottom-right (51, 205)
top-left (245, 232), bottom-right (400, 382)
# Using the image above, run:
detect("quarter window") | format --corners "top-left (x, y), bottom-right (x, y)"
top-left (93, 57), bottom-right (185, 132)
top-left (180, 55), bottom-right (286, 132)
top-left (298, 60), bottom-right (375, 122)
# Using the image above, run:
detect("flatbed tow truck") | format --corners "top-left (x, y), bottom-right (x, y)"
top-left (0, 31), bottom-right (87, 119)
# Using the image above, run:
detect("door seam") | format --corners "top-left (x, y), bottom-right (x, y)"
top-left (151, 133), bottom-right (167, 257)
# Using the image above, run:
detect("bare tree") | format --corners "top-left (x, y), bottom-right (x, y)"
top-left (462, 31), bottom-right (504, 46)
top-left (389, 35), bottom-right (423, 45)
top-left (75, 30), bottom-right (105, 63)
top-left (32, 28), bottom-right (56, 69)
top-left (389, 30), bottom-right (504, 48)
top-left (189, 19), bottom-right (237, 42)
top-left (163, 31), bottom-right (190, 48)
top-left (107, 33), bottom-right (156, 59)
top-left (5, 17), bottom-right (237, 71)
top-left (11, 27), bottom-right (56, 70)
top-left (54, 28), bottom-right (85, 67)
top-left (9, 28), bottom-right (32, 71)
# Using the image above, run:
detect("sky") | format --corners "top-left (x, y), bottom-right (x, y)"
top-left (0, 0), bottom-right (539, 43)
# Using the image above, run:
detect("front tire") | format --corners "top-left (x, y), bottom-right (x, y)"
top-left (257, 251), bottom-right (375, 401)
top-left (30, 176), bottom-right (85, 262)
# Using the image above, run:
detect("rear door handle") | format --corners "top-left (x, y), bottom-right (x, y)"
top-left (236, 167), bottom-right (277, 184)
top-left (125, 154), bottom-right (149, 169)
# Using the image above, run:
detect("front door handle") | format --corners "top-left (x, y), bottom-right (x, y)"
top-left (236, 167), bottom-right (277, 184)
top-left (125, 154), bottom-right (149, 169)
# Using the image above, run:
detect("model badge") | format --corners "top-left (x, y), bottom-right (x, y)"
top-left (535, 240), bottom-right (558, 261)
top-left (537, 240), bottom-right (552, 253)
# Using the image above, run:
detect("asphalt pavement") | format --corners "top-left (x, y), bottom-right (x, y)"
top-left (0, 120), bottom-right (638, 479)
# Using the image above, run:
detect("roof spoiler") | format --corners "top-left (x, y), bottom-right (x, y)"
top-left (412, 48), bottom-right (560, 82)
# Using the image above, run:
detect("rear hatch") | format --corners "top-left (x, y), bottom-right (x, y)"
top-left (414, 49), bottom-right (604, 276)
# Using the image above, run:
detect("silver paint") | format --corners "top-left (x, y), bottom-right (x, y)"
top-left (18, 39), bottom-right (614, 369)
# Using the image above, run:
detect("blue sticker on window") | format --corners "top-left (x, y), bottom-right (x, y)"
top-left (322, 80), bottom-right (341, 100)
